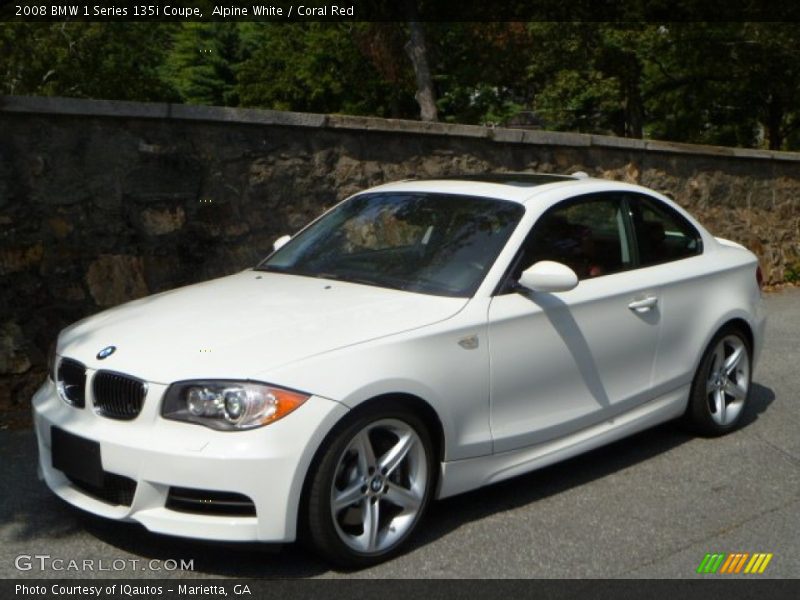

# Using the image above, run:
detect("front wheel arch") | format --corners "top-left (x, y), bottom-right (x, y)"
top-left (296, 393), bottom-right (444, 564)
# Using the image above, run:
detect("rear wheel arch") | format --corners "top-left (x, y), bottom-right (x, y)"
top-left (723, 318), bottom-right (754, 354)
top-left (683, 320), bottom-right (754, 436)
top-left (691, 316), bottom-right (754, 376)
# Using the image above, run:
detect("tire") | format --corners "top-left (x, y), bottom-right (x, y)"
top-left (684, 326), bottom-right (752, 436)
top-left (304, 401), bottom-right (436, 568)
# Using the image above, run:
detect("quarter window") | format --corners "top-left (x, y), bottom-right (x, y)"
top-left (628, 195), bottom-right (702, 266)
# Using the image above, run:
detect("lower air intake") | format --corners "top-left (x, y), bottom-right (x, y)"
top-left (67, 472), bottom-right (137, 507)
top-left (166, 487), bottom-right (257, 517)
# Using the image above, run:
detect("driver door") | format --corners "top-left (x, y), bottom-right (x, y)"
top-left (487, 193), bottom-right (662, 453)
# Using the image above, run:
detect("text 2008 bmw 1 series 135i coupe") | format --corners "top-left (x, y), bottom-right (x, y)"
top-left (33, 173), bottom-right (765, 567)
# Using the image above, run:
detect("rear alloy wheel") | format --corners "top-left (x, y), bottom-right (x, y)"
top-left (306, 405), bottom-right (435, 567)
top-left (685, 328), bottom-right (752, 435)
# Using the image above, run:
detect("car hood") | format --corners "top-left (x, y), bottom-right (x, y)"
top-left (58, 270), bottom-right (467, 384)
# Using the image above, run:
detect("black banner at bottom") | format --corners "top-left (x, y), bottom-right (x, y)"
top-left (5, 579), bottom-right (800, 600)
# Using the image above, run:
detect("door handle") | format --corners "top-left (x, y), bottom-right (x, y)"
top-left (628, 296), bottom-right (658, 313)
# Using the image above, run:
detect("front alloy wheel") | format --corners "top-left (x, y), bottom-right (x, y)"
top-left (331, 419), bottom-right (427, 554)
top-left (305, 404), bottom-right (435, 567)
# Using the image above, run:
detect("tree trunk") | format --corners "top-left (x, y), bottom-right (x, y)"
top-left (625, 86), bottom-right (644, 138)
top-left (623, 58), bottom-right (644, 139)
top-left (404, 20), bottom-right (438, 122)
top-left (766, 96), bottom-right (784, 150)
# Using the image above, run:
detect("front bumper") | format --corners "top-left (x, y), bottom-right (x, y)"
top-left (32, 377), bottom-right (348, 542)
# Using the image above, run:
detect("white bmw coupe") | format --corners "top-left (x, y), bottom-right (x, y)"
top-left (34, 173), bottom-right (765, 566)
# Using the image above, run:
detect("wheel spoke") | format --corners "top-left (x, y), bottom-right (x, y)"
top-left (333, 482), bottom-right (364, 512)
top-left (384, 481), bottom-right (421, 512)
top-left (725, 379), bottom-right (746, 401)
top-left (378, 432), bottom-right (414, 476)
top-left (723, 344), bottom-right (744, 376)
top-left (714, 389), bottom-right (727, 423)
top-left (712, 345), bottom-right (725, 376)
top-left (354, 430), bottom-right (376, 474)
top-left (362, 499), bottom-right (380, 551)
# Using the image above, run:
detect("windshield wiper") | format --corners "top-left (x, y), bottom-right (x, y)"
top-left (254, 264), bottom-right (303, 275)
top-left (255, 266), bottom-right (408, 292)
top-left (312, 272), bottom-right (383, 287)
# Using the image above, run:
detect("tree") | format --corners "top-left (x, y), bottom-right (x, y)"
top-left (162, 23), bottom-right (253, 106)
top-left (726, 23), bottom-right (800, 150)
top-left (423, 22), bottom-right (535, 125)
top-left (526, 23), bottom-right (662, 138)
top-left (236, 23), bottom-right (416, 118)
top-left (642, 23), bottom-right (800, 150)
top-left (0, 23), bottom-right (177, 101)
top-left (351, 23), bottom-right (417, 118)
top-left (3, 22), bottom-right (800, 150)
top-left (405, 21), bottom-right (438, 121)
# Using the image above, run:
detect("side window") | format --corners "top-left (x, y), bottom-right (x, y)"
top-left (628, 195), bottom-right (702, 267)
top-left (516, 195), bottom-right (633, 281)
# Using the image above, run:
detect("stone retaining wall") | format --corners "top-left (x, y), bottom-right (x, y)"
top-left (1, 95), bottom-right (799, 420)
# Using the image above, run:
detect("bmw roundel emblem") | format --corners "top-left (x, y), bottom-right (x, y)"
top-left (96, 346), bottom-right (116, 360)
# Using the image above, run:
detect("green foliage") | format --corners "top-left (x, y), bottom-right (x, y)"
top-left (0, 23), bottom-right (177, 101)
top-left (237, 23), bottom-right (416, 117)
top-left (786, 262), bottom-right (800, 284)
top-left (162, 23), bottom-right (253, 106)
top-left (525, 22), bottom-right (800, 150)
top-left (526, 23), bottom-right (661, 138)
top-left (427, 23), bottom-right (534, 125)
top-left (642, 23), bottom-right (761, 147)
top-left (3, 22), bottom-right (800, 150)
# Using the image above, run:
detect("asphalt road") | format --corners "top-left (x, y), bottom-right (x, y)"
top-left (1, 288), bottom-right (798, 579)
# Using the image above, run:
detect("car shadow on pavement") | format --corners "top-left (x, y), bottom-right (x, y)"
top-left (1, 382), bottom-right (775, 577)
top-left (736, 382), bottom-right (775, 428)
top-left (0, 430), bottom-right (330, 578)
top-left (0, 432), bottom-right (87, 542)
top-left (406, 381), bottom-right (776, 557)
top-left (77, 514), bottom-right (329, 578)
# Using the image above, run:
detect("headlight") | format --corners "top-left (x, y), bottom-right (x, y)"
top-left (161, 380), bottom-right (309, 431)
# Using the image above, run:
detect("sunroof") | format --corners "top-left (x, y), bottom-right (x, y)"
top-left (432, 173), bottom-right (576, 187)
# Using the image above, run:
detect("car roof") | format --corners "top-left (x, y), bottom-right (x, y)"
top-left (364, 173), bottom-right (658, 206)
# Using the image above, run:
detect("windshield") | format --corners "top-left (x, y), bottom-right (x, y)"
top-left (257, 192), bottom-right (524, 297)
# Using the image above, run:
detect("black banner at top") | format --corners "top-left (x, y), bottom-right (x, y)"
top-left (3, 0), bottom-right (800, 22)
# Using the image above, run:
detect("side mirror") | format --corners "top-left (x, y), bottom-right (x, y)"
top-left (273, 234), bottom-right (291, 252)
top-left (517, 261), bottom-right (578, 293)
